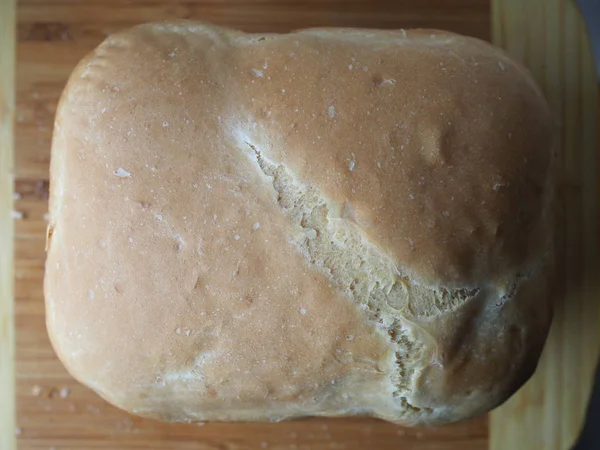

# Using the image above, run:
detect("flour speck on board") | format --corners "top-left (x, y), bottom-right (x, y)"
top-left (493, 182), bottom-right (506, 191)
top-left (31, 385), bottom-right (43, 396)
top-left (299, 307), bottom-right (307, 315)
top-left (251, 68), bottom-right (264, 78)
top-left (328, 105), bottom-right (336, 118)
top-left (252, 222), bottom-right (261, 231)
top-left (59, 387), bottom-right (71, 398)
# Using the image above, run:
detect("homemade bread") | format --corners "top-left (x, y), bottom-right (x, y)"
top-left (45, 21), bottom-right (556, 426)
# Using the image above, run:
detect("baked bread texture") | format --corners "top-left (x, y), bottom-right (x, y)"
top-left (45, 21), bottom-right (556, 426)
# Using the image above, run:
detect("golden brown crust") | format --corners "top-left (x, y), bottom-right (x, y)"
top-left (45, 21), bottom-right (555, 425)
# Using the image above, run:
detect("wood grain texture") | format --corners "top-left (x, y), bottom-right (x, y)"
top-left (490, 1), bottom-right (600, 449)
top-left (13, 1), bottom-right (490, 449)
top-left (1, 1), bottom-right (17, 450)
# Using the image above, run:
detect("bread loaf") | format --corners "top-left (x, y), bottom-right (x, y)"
top-left (45, 21), bottom-right (556, 426)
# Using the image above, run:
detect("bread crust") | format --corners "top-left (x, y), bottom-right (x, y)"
top-left (45, 21), bottom-right (555, 425)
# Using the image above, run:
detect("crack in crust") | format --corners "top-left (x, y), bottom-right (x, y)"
top-left (244, 141), bottom-right (483, 419)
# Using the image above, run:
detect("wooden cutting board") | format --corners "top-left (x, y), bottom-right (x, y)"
top-left (0, 1), bottom-right (597, 449)
top-left (490, 1), bottom-right (600, 449)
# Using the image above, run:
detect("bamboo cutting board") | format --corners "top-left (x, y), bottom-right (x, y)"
top-left (490, 1), bottom-right (600, 449)
top-left (1, 0), bottom-right (597, 449)
top-left (1, 1), bottom-right (16, 450)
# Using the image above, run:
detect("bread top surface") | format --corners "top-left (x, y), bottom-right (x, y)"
top-left (45, 21), bottom-right (555, 425)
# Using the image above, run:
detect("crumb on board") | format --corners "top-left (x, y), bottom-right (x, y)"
top-left (31, 385), bottom-right (43, 396)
